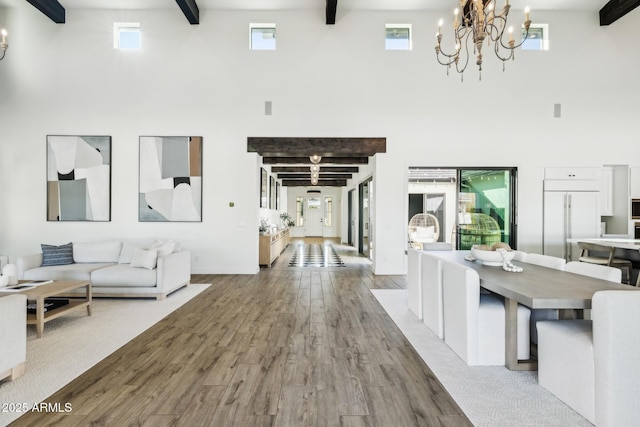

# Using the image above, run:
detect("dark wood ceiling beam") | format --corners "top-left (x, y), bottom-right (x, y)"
top-left (25, 0), bottom-right (65, 23)
top-left (176, 0), bottom-right (200, 24)
top-left (271, 166), bottom-right (359, 173)
top-left (248, 137), bottom-right (386, 157)
top-left (326, 0), bottom-right (337, 25)
top-left (600, 0), bottom-right (640, 25)
top-left (262, 157), bottom-right (368, 165)
top-left (277, 173), bottom-right (352, 180)
top-left (282, 179), bottom-right (347, 187)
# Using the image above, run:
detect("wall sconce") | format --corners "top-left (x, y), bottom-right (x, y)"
top-left (0, 29), bottom-right (8, 61)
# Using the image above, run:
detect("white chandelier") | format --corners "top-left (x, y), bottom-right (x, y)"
top-left (0, 29), bottom-right (8, 61)
top-left (435, 0), bottom-right (531, 81)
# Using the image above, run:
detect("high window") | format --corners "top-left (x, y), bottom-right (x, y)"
top-left (113, 23), bottom-right (141, 50)
top-left (250, 23), bottom-right (276, 50)
top-left (385, 24), bottom-right (412, 50)
top-left (522, 24), bottom-right (549, 51)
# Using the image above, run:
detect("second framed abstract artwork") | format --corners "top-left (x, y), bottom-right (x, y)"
top-left (139, 136), bottom-right (202, 222)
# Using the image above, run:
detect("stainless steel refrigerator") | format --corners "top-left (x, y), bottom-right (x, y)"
top-left (543, 179), bottom-right (601, 260)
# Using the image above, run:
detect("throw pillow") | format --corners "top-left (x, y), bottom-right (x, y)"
top-left (150, 240), bottom-right (176, 257)
top-left (130, 248), bottom-right (158, 270)
top-left (41, 243), bottom-right (74, 266)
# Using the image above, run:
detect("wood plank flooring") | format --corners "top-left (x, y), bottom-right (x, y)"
top-left (12, 241), bottom-right (471, 426)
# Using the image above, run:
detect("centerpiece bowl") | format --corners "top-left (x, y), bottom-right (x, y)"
top-left (470, 244), bottom-right (515, 266)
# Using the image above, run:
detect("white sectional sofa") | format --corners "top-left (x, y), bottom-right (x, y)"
top-left (17, 240), bottom-right (191, 300)
top-left (0, 294), bottom-right (27, 382)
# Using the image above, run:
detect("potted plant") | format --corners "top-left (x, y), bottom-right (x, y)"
top-left (259, 218), bottom-right (270, 234)
top-left (279, 212), bottom-right (293, 228)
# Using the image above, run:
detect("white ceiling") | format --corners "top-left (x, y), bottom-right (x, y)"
top-left (0, 0), bottom-right (608, 12)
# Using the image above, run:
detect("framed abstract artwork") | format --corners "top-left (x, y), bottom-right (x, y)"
top-left (269, 176), bottom-right (276, 209)
top-left (47, 135), bottom-right (111, 221)
top-left (260, 168), bottom-right (267, 208)
top-left (139, 136), bottom-right (202, 222)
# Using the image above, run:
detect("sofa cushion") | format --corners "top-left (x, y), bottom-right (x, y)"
top-left (23, 263), bottom-right (114, 282)
top-left (73, 241), bottom-right (122, 263)
top-left (131, 249), bottom-right (157, 270)
top-left (150, 240), bottom-right (176, 257)
top-left (41, 243), bottom-right (74, 266)
top-left (119, 241), bottom-right (148, 264)
top-left (90, 264), bottom-right (157, 288)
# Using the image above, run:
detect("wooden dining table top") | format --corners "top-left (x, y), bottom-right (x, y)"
top-left (428, 250), bottom-right (638, 309)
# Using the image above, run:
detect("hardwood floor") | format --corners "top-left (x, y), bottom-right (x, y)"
top-left (13, 241), bottom-right (471, 426)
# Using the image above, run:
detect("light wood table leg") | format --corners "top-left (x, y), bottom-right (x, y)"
top-left (36, 296), bottom-right (45, 338)
top-left (86, 284), bottom-right (92, 316)
top-left (505, 298), bottom-right (537, 371)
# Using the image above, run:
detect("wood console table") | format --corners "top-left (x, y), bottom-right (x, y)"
top-left (259, 229), bottom-right (290, 267)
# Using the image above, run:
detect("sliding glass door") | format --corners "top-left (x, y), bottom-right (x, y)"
top-left (457, 168), bottom-right (517, 250)
top-left (407, 167), bottom-right (517, 250)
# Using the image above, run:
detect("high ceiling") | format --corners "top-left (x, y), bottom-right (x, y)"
top-left (0, 0), bottom-right (610, 11)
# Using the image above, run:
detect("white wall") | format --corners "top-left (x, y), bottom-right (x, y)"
top-left (1, 6), bottom-right (639, 275)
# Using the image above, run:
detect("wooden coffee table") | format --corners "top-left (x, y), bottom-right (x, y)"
top-left (14, 280), bottom-right (92, 338)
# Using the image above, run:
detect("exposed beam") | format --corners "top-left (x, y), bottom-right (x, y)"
top-left (600, 0), bottom-right (640, 25)
top-left (176, 0), bottom-right (200, 24)
top-left (25, 0), bottom-right (65, 23)
top-left (248, 137), bottom-right (386, 157)
top-left (271, 166), bottom-right (359, 173)
top-left (277, 173), bottom-right (353, 180)
top-left (326, 0), bottom-right (337, 25)
top-left (282, 179), bottom-right (347, 187)
top-left (262, 157), bottom-right (369, 165)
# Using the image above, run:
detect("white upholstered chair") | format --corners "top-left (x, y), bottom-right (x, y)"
top-left (420, 252), bottom-right (444, 339)
top-left (0, 294), bottom-right (27, 382)
top-left (564, 261), bottom-right (622, 283)
top-left (407, 248), bottom-right (423, 319)
top-left (523, 253), bottom-right (566, 344)
top-left (441, 259), bottom-right (530, 366)
top-left (524, 253), bottom-right (566, 270)
top-left (537, 290), bottom-right (640, 426)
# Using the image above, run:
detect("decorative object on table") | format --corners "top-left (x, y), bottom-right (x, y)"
top-left (435, 0), bottom-right (532, 81)
top-left (408, 213), bottom-right (440, 250)
top-left (2, 263), bottom-right (18, 285)
top-left (27, 298), bottom-right (70, 314)
top-left (139, 136), bottom-right (202, 222)
top-left (47, 135), bottom-right (111, 221)
top-left (469, 243), bottom-right (519, 269)
top-left (0, 275), bottom-right (9, 287)
top-left (259, 217), bottom-right (270, 233)
top-left (279, 212), bottom-right (293, 228)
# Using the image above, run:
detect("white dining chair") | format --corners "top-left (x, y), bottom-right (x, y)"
top-left (420, 252), bottom-right (444, 339)
top-left (537, 290), bottom-right (640, 426)
top-left (441, 259), bottom-right (530, 366)
top-left (564, 261), bottom-right (622, 283)
top-left (524, 253), bottom-right (566, 270)
top-left (524, 252), bottom-right (566, 344)
top-left (407, 248), bottom-right (423, 319)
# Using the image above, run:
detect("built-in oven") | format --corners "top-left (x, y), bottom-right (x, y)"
top-left (632, 199), bottom-right (640, 219)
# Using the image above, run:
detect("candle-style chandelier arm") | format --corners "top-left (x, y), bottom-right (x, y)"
top-left (434, 0), bottom-right (531, 79)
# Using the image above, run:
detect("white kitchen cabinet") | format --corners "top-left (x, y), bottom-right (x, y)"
top-left (544, 167), bottom-right (601, 180)
top-left (630, 167), bottom-right (640, 198)
top-left (601, 167), bottom-right (613, 216)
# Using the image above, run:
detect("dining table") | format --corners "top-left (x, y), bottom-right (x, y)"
top-left (428, 250), bottom-right (638, 371)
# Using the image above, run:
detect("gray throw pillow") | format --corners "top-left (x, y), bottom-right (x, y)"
top-left (41, 242), bottom-right (74, 266)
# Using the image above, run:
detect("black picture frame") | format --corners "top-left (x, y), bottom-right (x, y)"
top-left (260, 168), bottom-right (268, 208)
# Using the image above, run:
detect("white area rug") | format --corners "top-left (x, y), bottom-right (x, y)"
top-left (0, 284), bottom-right (209, 427)
top-left (370, 289), bottom-right (593, 427)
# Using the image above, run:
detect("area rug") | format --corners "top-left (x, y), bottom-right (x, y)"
top-left (0, 284), bottom-right (209, 427)
top-left (370, 289), bottom-right (593, 427)
top-left (289, 243), bottom-right (345, 267)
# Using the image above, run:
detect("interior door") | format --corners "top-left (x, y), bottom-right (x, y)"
top-left (305, 196), bottom-right (323, 237)
top-left (359, 179), bottom-right (372, 259)
top-left (348, 189), bottom-right (355, 246)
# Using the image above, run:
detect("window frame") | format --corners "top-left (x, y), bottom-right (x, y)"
top-left (113, 22), bottom-right (141, 50)
top-left (250, 23), bottom-right (277, 51)
top-left (385, 24), bottom-right (412, 51)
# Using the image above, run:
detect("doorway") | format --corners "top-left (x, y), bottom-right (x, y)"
top-left (359, 178), bottom-right (373, 259)
top-left (305, 196), bottom-right (323, 237)
top-left (348, 189), bottom-right (355, 246)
